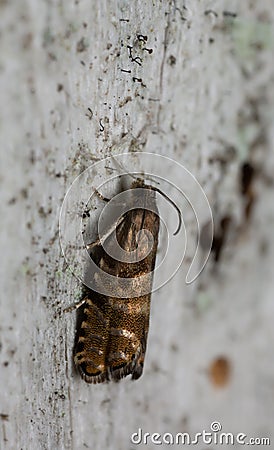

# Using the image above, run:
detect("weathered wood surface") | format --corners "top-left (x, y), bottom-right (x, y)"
top-left (1, 1), bottom-right (274, 449)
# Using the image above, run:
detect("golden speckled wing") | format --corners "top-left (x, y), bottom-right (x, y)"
top-left (73, 180), bottom-right (159, 383)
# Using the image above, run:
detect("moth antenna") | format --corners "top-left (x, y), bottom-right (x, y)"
top-left (111, 157), bottom-right (160, 185)
top-left (104, 156), bottom-right (181, 233)
top-left (152, 187), bottom-right (182, 236)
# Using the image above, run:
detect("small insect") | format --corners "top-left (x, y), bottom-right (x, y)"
top-left (73, 179), bottom-right (181, 383)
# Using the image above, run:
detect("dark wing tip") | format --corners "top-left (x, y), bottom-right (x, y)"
top-left (77, 362), bottom-right (109, 384)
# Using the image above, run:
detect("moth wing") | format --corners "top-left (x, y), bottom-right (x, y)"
top-left (131, 345), bottom-right (146, 380)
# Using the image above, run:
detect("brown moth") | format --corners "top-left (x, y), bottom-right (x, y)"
top-left (73, 179), bottom-right (180, 383)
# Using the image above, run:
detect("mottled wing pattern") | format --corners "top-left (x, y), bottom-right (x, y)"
top-left (74, 182), bottom-right (159, 383)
